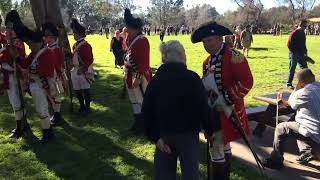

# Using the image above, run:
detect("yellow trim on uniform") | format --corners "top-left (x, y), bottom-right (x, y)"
top-left (231, 49), bottom-right (245, 64)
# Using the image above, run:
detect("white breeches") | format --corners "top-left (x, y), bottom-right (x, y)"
top-left (209, 130), bottom-right (232, 163)
top-left (29, 82), bottom-right (51, 129)
top-left (126, 76), bottom-right (148, 114)
top-left (71, 68), bottom-right (90, 90)
top-left (48, 95), bottom-right (62, 113)
top-left (6, 75), bottom-right (24, 120)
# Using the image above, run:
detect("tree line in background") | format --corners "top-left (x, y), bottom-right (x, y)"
top-left (0, 0), bottom-right (320, 34)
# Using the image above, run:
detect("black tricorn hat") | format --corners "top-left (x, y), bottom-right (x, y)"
top-left (5, 10), bottom-right (30, 41)
top-left (124, 8), bottom-right (143, 29)
top-left (5, 10), bottom-right (23, 27)
top-left (70, 18), bottom-right (86, 34)
top-left (24, 30), bottom-right (44, 43)
top-left (42, 22), bottom-right (59, 37)
top-left (191, 22), bottom-right (233, 43)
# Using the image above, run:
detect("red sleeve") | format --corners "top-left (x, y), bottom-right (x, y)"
top-left (52, 48), bottom-right (64, 73)
top-left (228, 56), bottom-right (253, 100)
top-left (131, 37), bottom-right (150, 74)
top-left (0, 49), bottom-right (11, 63)
top-left (287, 31), bottom-right (296, 50)
top-left (0, 33), bottom-right (6, 44)
top-left (37, 49), bottom-right (55, 78)
top-left (78, 42), bottom-right (93, 66)
top-left (0, 43), bottom-right (26, 64)
top-left (20, 53), bottom-right (33, 69)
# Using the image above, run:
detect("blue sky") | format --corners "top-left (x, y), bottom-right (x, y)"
top-left (137, 0), bottom-right (279, 14)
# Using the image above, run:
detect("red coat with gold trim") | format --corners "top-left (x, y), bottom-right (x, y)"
top-left (203, 46), bottom-right (253, 144)
top-left (125, 35), bottom-right (152, 88)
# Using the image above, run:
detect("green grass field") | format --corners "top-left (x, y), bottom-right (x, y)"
top-left (0, 34), bottom-right (319, 179)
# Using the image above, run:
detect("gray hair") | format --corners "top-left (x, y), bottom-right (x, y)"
top-left (159, 40), bottom-right (186, 64)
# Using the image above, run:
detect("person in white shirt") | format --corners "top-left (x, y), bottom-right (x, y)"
top-left (263, 68), bottom-right (320, 169)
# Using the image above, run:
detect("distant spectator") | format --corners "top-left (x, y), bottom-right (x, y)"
top-left (105, 27), bottom-right (110, 39)
top-left (286, 20), bottom-right (308, 89)
top-left (120, 27), bottom-right (128, 50)
top-left (143, 40), bottom-right (213, 180)
top-left (233, 26), bottom-right (241, 49)
top-left (263, 69), bottom-right (320, 169)
top-left (240, 25), bottom-right (253, 57)
top-left (160, 27), bottom-right (165, 42)
top-left (110, 30), bottom-right (124, 68)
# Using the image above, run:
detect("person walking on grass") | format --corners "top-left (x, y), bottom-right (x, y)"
top-left (70, 18), bottom-right (94, 116)
top-left (143, 40), bottom-right (214, 180)
top-left (240, 25), bottom-right (253, 57)
top-left (191, 21), bottom-right (254, 180)
top-left (123, 8), bottom-right (152, 134)
top-left (110, 30), bottom-right (125, 68)
top-left (286, 20), bottom-right (308, 90)
top-left (263, 69), bottom-right (320, 169)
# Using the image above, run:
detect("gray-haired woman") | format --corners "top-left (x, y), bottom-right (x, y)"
top-left (142, 40), bottom-right (213, 180)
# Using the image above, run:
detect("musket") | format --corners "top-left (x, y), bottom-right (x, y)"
top-left (221, 104), bottom-right (266, 177)
top-left (203, 72), bottom-right (265, 177)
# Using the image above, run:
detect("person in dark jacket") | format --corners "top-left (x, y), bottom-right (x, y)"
top-left (110, 30), bottom-right (124, 67)
top-left (287, 19), bottom-right (308, 89)
top-left (142, 40), bottom-right (214, 180)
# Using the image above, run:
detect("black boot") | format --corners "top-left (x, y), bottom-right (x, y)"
top-left (225, 154), bottom-right (232, 180)
top-left (9, 120), bottom-right (23, 139)
top-left (51, 112), bottom-right (64, 126)
top-left (39, 128), bottom-right (55, 144)
top-left (75, 90), bottom-right (86, 114)
top-left (83, 89), bottom-right (92, 115)
top-left (211, 162), bottom-right (227, 180)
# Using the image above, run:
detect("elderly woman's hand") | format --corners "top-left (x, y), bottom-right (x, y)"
top-left (156, 138), bottom-right (172, 154)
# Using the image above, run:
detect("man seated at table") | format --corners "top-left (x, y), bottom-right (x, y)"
top-left (263, 68), bottom-right (320, 169)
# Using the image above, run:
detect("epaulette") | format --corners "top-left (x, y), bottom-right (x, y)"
top-left (231, 49), bottom-right (245, 64)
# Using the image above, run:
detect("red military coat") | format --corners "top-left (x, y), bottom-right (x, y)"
top-left (72, 39), bottom-right (94, 68)
top-left (49, 43), bottom-right (64, 76)
top-left (0, 33), bottom-right (6, 45)
top-left (203, 45), bottom-right (253, 144)
top-left (0, 39), bottom-right (26, 89)
top-left (21, 47), bottom-right (55, 79)
top-left (125, 35), bottom-right (152, 88)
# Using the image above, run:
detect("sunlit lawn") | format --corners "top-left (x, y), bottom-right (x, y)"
top-left (0, 34), bottom-right (319, 179)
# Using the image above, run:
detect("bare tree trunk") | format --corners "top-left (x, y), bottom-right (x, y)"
top-left (29, 0), bottom-right (74, 110)
top-left (288, 0), bottom-right (296, 24)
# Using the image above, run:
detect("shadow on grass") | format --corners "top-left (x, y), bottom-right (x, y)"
top-left (251, 47), bottom-right (270, 51)
top-left (20, 109), bottom-right (153, 179)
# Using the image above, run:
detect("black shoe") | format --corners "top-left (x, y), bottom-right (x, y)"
top-left (78, 106), bottom-right (86, 114)
top-left (51, 112), bottom-right (64, 126)
top-left (9, 129), bottom-right (23, 139)
top-left (262, 157), bottom-right (284, 169)
top-left (39, 129), bottom-right (55, 144)
top-left (296, 152), bottom-right (314, 163)
top-left (287, 84), bottom-right (294, 90)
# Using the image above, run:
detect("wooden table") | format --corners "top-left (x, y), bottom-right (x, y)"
top-left (248, 91), bottom-right (295, 137)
